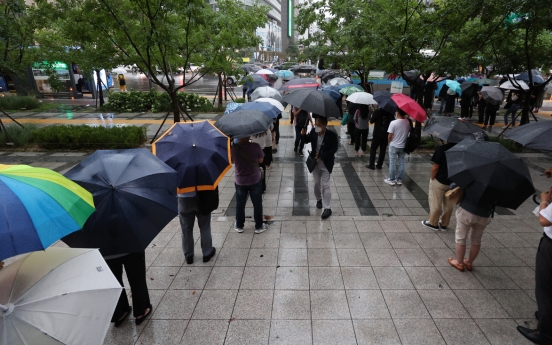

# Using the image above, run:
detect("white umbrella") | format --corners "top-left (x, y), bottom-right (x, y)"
top-left (111, 67), bottom-right (128, 75)
top-left (256, 69), bottom-right (274, 75)
top-left (0, 248), bottom-right (122, 345)
top-left (346, 92), bottom-right (377, 105)
top-left (500, 80), bottom-right (529, 90)
top-left (250, 86), bottom-right (283, 101)
top-left (328, 77), bottom-right (349, 86)
top-left (253, 98), bottom-right (285, 112)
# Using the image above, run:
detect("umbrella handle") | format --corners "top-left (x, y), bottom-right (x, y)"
top-left (533, 194), bottom-right (540, 205)
top-left (0, 304), bottom-right (8, 312)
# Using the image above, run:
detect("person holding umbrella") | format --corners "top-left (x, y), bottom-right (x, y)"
top-left (476, 90), bottom-right (487, 124)
top-left (502, 91), bottom-right (523, 128)
top-left (438, 84), bottom-right (449, 114)
top-left (292, 106), bottom-right (313, 156)
top-left (353, 104), bottom-right (370, 157)
top-left (384, 109), bottom-right (411, 186)
top-left (483, 102), bottom-right (500, 131)
top-left (301, 115), bottom-right (338, 219)
top-left (346, 101), bottom-right (360, 145)
top-left (367, 106), bottom-right (394, 170)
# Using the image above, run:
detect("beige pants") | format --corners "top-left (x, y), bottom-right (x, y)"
top-left (428, 179), bottom-right (454, 227)
top-left (455, 207), bottom-right (491, 245)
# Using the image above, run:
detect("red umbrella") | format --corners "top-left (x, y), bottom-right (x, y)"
top-left (390, 94), bottom-right (427, 122)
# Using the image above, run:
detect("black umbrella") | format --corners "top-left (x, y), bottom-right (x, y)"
top-left (243, 74), bottom-right (269, 92)
top-left (62, 148), bottom-right (178, 256)
top-left (516, 70), bottom-right (545, 84)
top-left (373, 90), bottom-right (398, 113)
top-left (282, 89), bottom-right (340, 118)
top-left (279, 78), bottom-right (319, 91)
top-left (402, 70), bottom-right (420, 82)
top-left (445, 139), bottom-right (535, 210)
top-left (504, 121), bottom-right (552, 152)
top-left (214, 109), bottom-right (273, 138)
top-left (424, 117), bottom-right (485, 143)
top-left (480, 86), bottom-right (503, 105)
top-left (460, 82), bottom-right (478, 97)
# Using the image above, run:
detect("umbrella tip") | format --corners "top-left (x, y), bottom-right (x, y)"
top-left (110, 184), bottom-right (115, 189)
top-left (193, 144), bottom-right (196, 147)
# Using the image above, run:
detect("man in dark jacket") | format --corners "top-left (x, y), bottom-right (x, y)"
top-left (367, 107), bottom-right (394, 170)
top-left (301, 116), bottom-right (338, 219)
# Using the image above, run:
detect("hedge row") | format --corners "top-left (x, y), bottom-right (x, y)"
top-left (103, 90), bottom-right (213, 113)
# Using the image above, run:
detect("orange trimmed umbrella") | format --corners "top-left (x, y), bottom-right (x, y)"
top-left (153, 121), bottom-right (231, 194)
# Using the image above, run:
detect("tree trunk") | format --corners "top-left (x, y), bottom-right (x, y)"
top-left (520, 91), bottom-right (531, 125)
top-left (95, 70), bottom-right (105, 107)
top-left (170, 91), bottom-right (181, 123)
top-left (218, 73), bottom-right (223, 109)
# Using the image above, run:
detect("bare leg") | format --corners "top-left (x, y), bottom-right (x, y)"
top-left (466, 244), bottom-right (481, 266)
top-left (452, 243), bottom-right (466, 266)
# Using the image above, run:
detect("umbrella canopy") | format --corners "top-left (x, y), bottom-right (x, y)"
top-left (266, 68), bottom-right (277, 73)
top-left (279, 78), bottom-right (319, 91)
top-left (446, 139), bottom-right (535, 209)
top-left (423, 117), bottom-right (485, 143)
top-left (346, 92), bottom-right (377, 105)
top-left (504, 121), bottom-right (552, 152)
top-left (328, 78), bottom-right (349, 86)
top-left (224, 102), bottom-right (241, 114)
top-left (320, 86), bottom-right (342, 101)
top-left (516, 70), bottom-right (545, 84)
top-left (282, 89), bottom-right (340, 118)
top-left (0, 165), bottom-right (95, 262)
top-left (61, 149), bottom-right (178, 256)
top-left (460, 82), bottom-right (479, 97)
top-left (214, 109), bottom-right (273, 138)
top-left (445, 80), bottom-right (462, 93)
top-left (373, 90), bottom-right (398, 113)
top-left (390, 93), bottom-right (427, 122)
top-left (250, 86), bottom-right (282, 101)
top-left (153, 121), bottom-right (231, 194)
top-left (275, 70), bottom-right (294, 79)
top-left (337, 83), bottom-right (362, 90)
top-left (112, 67), bottom-right (128, 74)
top-left (402, 70), bottom-right (420, 82)
top-left (243, 74), bottom-right (269, 92)
top-left (253, 97), bottom-right (285, 112)
top-left (235, 102), bottom-right (281, 119)
top-left (499, 80), bottom-right (529, 90)
top-left (340, 86), bottom-right (362, 96)
top-left (480, 86), bottom-right (503, 105)
top-left (0, 247), bottom-right (122, 345)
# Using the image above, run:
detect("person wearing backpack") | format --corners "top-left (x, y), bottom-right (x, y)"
top-left (384, 109), bottom-right (411, 186)
top-left (367, 107), bottom-right (394, 170)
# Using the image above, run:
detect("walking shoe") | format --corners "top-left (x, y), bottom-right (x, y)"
top-left (366, 164), bottom-right (375, 170)
top-left (272, 148), bottom-right (278, 153)
top-left (185, 256), bottom-right (194, 265)
top-left (203, 247), bottom-right (216, 263)
top-left (376, 165), bottom-right (382, 170)
top-left (255, 223), bottom-right (269, 234)
top-left (233, 221), bottom-right (244, 233)
top-left (517, 326), bottom-right (543, 344)
top-left (421, 220), bottom-right (440, 231)
top-left (438, 222), bottom-right (447, 231)
top-left (384, 178), bottom-right (396, 186)
top-left (316, 199), bottom-right (323, 209)
top-left (321, 209), bottom-right (332, 219)
top-left (396, 180), bottom-right (402, 186)
top-left (294, 148), bottom-right (298, 153)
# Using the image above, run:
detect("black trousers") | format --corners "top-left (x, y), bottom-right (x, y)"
top-left (294, 126), bottom-right (304, 151)
top-left (536, 234), bottom-right (552, 343)
top-left (484, 109), bottom-right (496, 126)
top-left (106, 252), bottom-right (151, 320)
top-left (478, 105), bottom-right (486, 123)
top-left (354, 128), bottom-right (368, 152)
top-left (369, 136), bottom-right (388, 168)
top-left (274, 118), bottom-right (280, 144)
top-left (347, 122), bottom-right (356, 143)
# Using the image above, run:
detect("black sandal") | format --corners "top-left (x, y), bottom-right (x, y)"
top-left (114, 306), bottom-right (132, 327)
top-left (135, 304), bottom-right (152, 326)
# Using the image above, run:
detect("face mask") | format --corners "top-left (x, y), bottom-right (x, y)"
top-left (315, 126), bottom-right (322, 133)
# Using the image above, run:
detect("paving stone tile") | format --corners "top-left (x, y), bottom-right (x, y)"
top-left (306, 220), bottom-right (332, 232)
top-left (510, 246), bottom-right (537, 267)
top-left (488, 289), bottom-right (537, 319)
top-left (471, 267), bottom-right (518, 289)
top-left (482, 248), bottom-right (527, 266)
top-left (279, 233), bottom-right (307, 248)
top-left (386, 232), bottom-right (420, 249)
top-left (251, 231), bottom-right (281, 248)
top-left (179, 320), bottom-right (228, 345)
top-left (271, 290), bottom-right (311, 319)
top-left (151, 247), bottom-right (185, 267)
top-left (454, 289), bottom-right (510, 318)
top-left (309, 266), bottom-right (344, 289)
top-left (191, 289), bottom-right (237, 320)
top-left (336, 248), bottom-right (370, 266)
top-left (434, 319), bottom-right (491, 345)
top-left (232, 289), bottom-right (274, 319)
top-left (490, 232), bottom-right (532, 247)
top-left (394, 319), bottom-right (445, 345)
top-left (373, 267), bottom-right (414, 289)
top-left (204, 266), bottom-right (243, 289)
top-left (146, 266), bottom-right (179, 290)
top-left (224, 232), bottom-right (254, 248)
top-left (500, 266), bottom-right (536, 289)
top-left (225, 320), bottom-right (270, 345)
top-left (379, 220), bottom-right (409, 232)
top-left (169, 267), bottom-right (212, 290)
top-left (354, 220), bottom-right (384, 232)
top-left (475, 318), bottom-right (528, 345)
top-left (240, 266), bottom-right (277, 289)
top-left (214, 248), bottom-right (250, 266)
top-left (277, 248), bottom-right (308, 266)
top-left (306, 232), bottom-right (335, 248)
top-left (312, 320), bottom-right (357, 345)
top-left (153, 290), bottom-right (200, 320)
top-left (382, 290), bottom-right (430, 318)
top-left (418, 289), bottom-right (470, 318)
top-left (280, 220), bottom-right (307, 233)
top-left (423, 247), bottom-right (456, 266)
top-left (359, 232), bottom-right (392, 248)
top-left (308, 248), bottom-right (340, 266)
top-left (366, 249), bottom-right (402, 266)
top-left (275, 266), bottom-right (309, 290)
top-left (412, 233), bottom-right (449, 248)
top-left (333, 232), bottom-right (363, 248)
top-left (353, 319), bottom-right (401, 345)
top-left (405, 267), bottom-right (449, 290)
top-left (395, 248), bottom-right (433, 266)
top-left (341, 267), bottom-right (380, 289)
top-left (246, 248), bottom-right (279, 266)
top-left (346, 289), bottom-right (390, 319)
top-left (269, 320), bottom-right (312, 345)
top-left (136, 320), bottom-right (187, 345)
top-left (436, 267), bottom-right (485, 289)
top-left (310, 290), bottom-right (351, 319)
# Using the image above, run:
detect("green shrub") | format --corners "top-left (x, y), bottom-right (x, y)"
top-left (0, 96), bottom-right (41, 110)
top-left (0, 124), bottom-right (38, 146)
top-left (33, 125), bottom-right (147, 150)
top-left (490, 136), bottom-right (522, 152)
top-left (103, 90), bottom-right (212, 113)
top-left (234, 98), bottom-right (246, 103)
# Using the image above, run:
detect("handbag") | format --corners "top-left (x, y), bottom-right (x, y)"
top-left (445, 186), bottom-right (464, 205)
top-left (306, 151), bottom-right (317, 173)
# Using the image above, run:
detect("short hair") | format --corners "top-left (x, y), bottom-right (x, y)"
top-left (397, 109), bottom-right (407, 117)
top-left (315, 116), bottom-right (328, 125)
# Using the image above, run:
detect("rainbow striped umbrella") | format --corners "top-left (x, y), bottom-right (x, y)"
top-left (0, 164), bottom-right (95, 261)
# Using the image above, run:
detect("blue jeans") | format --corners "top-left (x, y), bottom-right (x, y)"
top-left (504, 103), bottom-right (520, 126)
top-left (388, 145), bottom-right (405, 181)
top-left (235, 180), bottom-right (263, 229)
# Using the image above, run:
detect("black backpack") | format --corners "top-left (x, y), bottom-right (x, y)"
top-left (403, 119), bottom-right (420, 154)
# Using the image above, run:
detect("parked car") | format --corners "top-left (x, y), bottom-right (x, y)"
top-left (241, 64), bottom-right (261, 74)
top-left (293, 65), bottom-right (317, 76)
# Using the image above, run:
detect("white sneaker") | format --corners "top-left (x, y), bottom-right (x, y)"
top-left (255, 223), bottom-right (269, 234)
top-left (384, 178), bottom-right (396, 186)
top-left (233, 221), bottom-right (244, 233)
top-left (396, 180), bottom-right (402, 185)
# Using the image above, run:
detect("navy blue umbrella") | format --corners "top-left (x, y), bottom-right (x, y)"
top-left (153, 121), bottom-right (232, 194)
top-left (516, 70), bottom-right (545, 84)
top-left (235, 102), bottom-right (280, 119)
top-left (320, 86), bottom-right (342, 101)
top-left (62, 148), bottom-right (178, 256)
top-left (373, 90), bottom-right (398, 113)
top-left (244, 74), bottom-right (269, 93)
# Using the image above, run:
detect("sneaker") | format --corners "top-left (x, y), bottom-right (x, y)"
top-left (438, 222), bottom-right (447, 231)
top-left (233, 221), bottom-right (244, 233)
top-left (316, 199), bottom-right (323, 209)
top-left (384, 178), bottom-right (396, 186)
top-left (255, 223), bottom-right (269, 234)
top-left (396, 180), bottom-right (402, 186)
top-left (421, 220), bottom-right (440, 231)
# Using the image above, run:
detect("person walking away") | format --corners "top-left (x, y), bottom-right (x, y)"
top-left (336, 95), bottom-right (344, 119)
top-left (422, 142), bottom-right (456, 231)
top-left (346, 101), bottom-right (360, 145)
top-left (354, 104), bottom-right (370, 157)
top-left (273, 113), bottom-right (281, 151)
top-left (503, 91), bottom-right (523, 128)
top-left (423, 82), bottom-right (437, 114)
top-left (533, 88), bottom-right (545, 113)
top-left (301, 116), bottom-right (338, 219)
top-left (118, 74), bottom-right (127, 92)
top-left (438, 84), bottom-right (449, 114)
top-left (384, 109), bottom-right (410, 186)
top-left (483, 102), bottom-right (499, 131)
top-left (517, 172), bottom-right (552, 344)
top-left (460, 91), bottom-right (471, 119)
top-left (476, 91), bottom-right (487, 124)
top-left (444, 88), bottom-right (457, 116)
top-left (292, 107), bottom-right (312, 156)
top-left (251, 127), bottom-right (273, 193)
top-left (232, 136), bottom-right (268, 233)
top-left (367, 107), bottom-right (394, 170)
top-left (105, 252), bottom-right (152, 327)
top-left (447, 191), bottom-right (493, 272)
